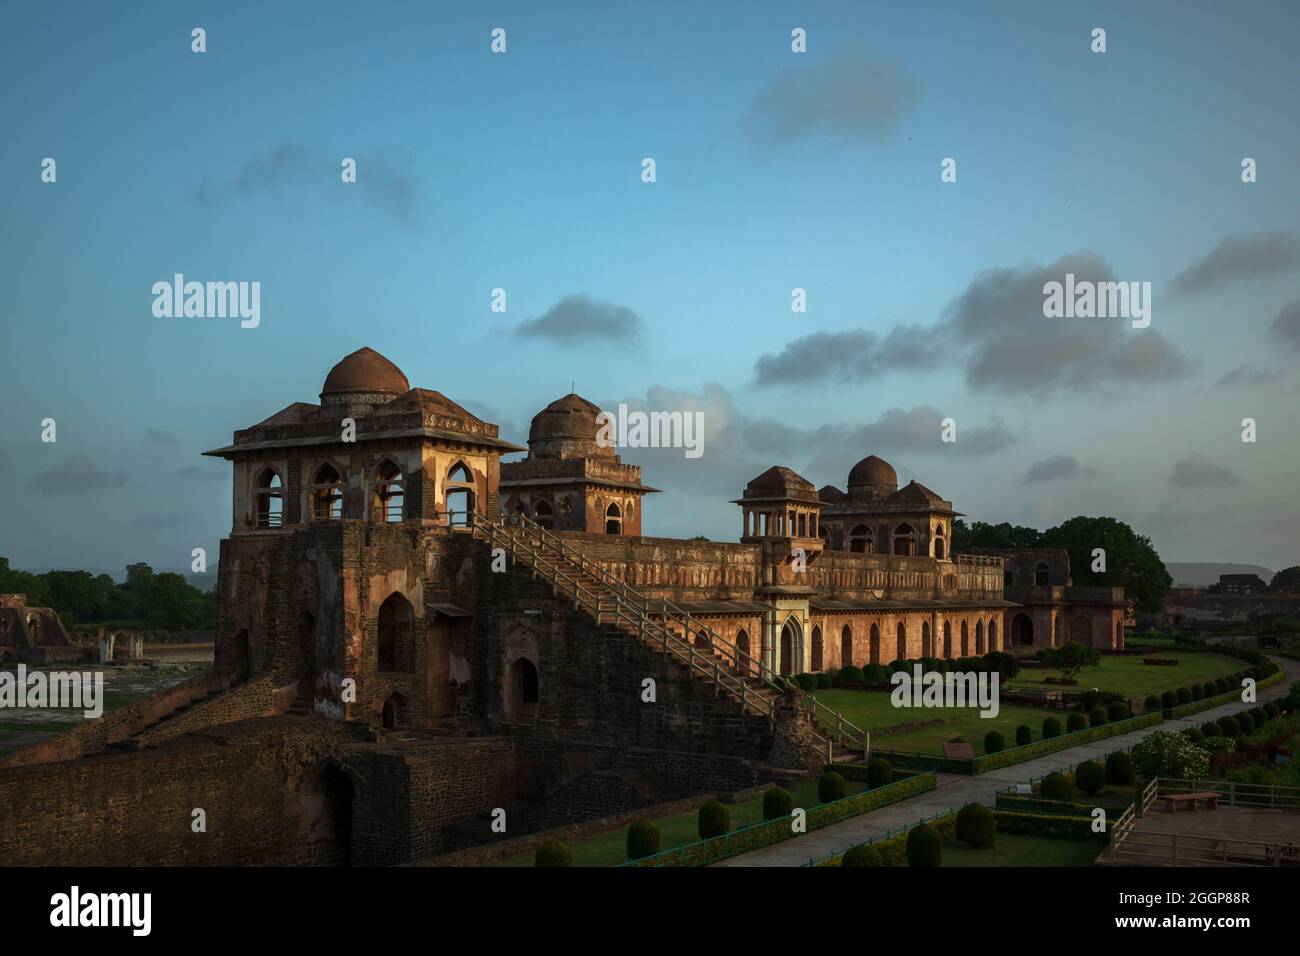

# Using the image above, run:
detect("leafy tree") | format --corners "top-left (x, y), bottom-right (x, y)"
top-left (1272, 566), bottom-right (1300, 591)
top-left (952, 519), bottom-right (1043, 551)
top-left (1041, 516), bottom-right (1172, 615)
top-left (1129, 731), bottom-right (1210, 779)
top-left (1041, 641), bottom-right (1101, 682)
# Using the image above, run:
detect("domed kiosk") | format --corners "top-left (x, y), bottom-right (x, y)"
top-left (500, 392), bottom-right (658, 534)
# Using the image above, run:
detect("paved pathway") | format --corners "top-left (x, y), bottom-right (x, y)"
top-left (714, 654), bottom-right (1298, 866)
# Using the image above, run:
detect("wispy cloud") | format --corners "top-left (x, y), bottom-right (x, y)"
top-left (514, 294), bottom-right (643, 346)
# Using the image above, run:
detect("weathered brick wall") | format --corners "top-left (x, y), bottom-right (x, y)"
top-left (131, 674), bottom-right (284, 747)
top-left (0, 669), bottom-right (229, 769)
top-left (0, 718), bottom-right (371, 866)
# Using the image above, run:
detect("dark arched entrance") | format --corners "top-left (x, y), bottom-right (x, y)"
top-left (1012, 613), bottom-right (1034, 647)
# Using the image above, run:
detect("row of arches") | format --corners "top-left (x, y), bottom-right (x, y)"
top-left (841, 522), bottom-right (945, 558)
top-left (809, 617), bottom-right (1002, 671)
top-left (511, 496), bottom-right (628, 534)
top-left (253, 461), bottom-right (478, 528)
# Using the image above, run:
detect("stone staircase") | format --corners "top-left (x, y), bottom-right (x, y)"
top-left (103, 686), bottom-right (226, 751)
top-left (470, 511), bottom-right (868, 766)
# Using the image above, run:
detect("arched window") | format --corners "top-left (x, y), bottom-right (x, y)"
top-left (254, 467), bottom-right (283, 528)
top-left (869, 623), bottom-right (880, 664)
top-left (735, 629), bottom-right (751, 674)
top-left (377, 592), bottom-right (415, 673)
top-left (960, 620), bottom-right (969, 656)
top-left (933, 526), bottom-right (945, 559)
top-left (975, 620), bottom-right (985, 654)
top-left (310, 463), bottom-right (345, 521)
top-left (1035, 563), bottom-right (1050, 587)
top-left (943, 620), bottom-right (952, 658)
top-left (779, 620), bottom-right (795, 676)
top-left (896, 622), bottom-right (907, 661)
top-left (921, 621), bottom-right (931, 657)
top-left (840, 624), bottom-right (853, 667)
top-left (382, 692), bottom-right (406, 729)
top-left (445, 462), bottom-right (475, 527)
top-left (893, 523), bottom-right (916, 557)
top-left (849, 524), bottom-right (873, 554)
top-left (1013, 613), bottom-right (1034, 646)
top-left (534, 499), bottom-right (554, 530)
top-left (988, 619), bottom-right (998, 651)
top-left (374, 460), bottom-right (404, 523)
top-left (811, 625), bottom-right (823, 671)
top-left (605, 502), bottom-right (622, 535)
top-left (508, 657), bottom-right (539, 719)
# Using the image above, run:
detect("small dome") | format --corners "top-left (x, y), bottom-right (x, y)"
top-left (321, 348), bottom-right (410, 399)
top-left (527, 393), bottom-right (612, 459)
top-left (847, 455), bottom-right (897, 496)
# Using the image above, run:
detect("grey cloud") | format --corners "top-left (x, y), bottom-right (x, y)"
top-left (196, 141), bottom-right (421, 223)
top-left (33, 454), bottom-right (128, 495)
top-left (1169, 453), bottom-right (1241, 489)
top-left (944, 252), bottom-right (1193, 396)
top-left (515, 294), bottom-right (643, 346)
top-left (178, 464), bottom-right (229, 482)
top-left (1213, 364), bottom-right (1286, 387)
top-left (1169, 231), bottom-right (1300, 295)
top-left (1024, 454), bottom-right (1095, 484)
top-left (752, 326), bottom-right (941, 387)
top-left (1268, 300), bottom-right (1300, 353)
top-left (143, 428), bottom-right (178, 446)
top-left (748, 46), bottom-right (920, 148)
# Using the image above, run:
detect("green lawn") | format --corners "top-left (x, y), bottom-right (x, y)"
top-left (936, 833), bottom-right (1100, 867)
top-left (497, 776), bottom-right (870, 867)
top-left (809, 688), bottom-right (1058, 755)
top-left (1009, 649), bottom-right (1242, 698)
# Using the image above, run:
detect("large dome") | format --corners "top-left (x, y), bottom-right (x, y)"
top-left (320, 347), bottom-right (410, 399)
top-left (847, 455), bottom-right (898, 497)
top-left (527, 393), bottom-right (613, 459)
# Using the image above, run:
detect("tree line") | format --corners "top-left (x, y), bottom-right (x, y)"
top-left (0, 557), bottom-right (216, 631)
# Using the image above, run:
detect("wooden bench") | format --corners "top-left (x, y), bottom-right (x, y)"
top-left (1163, 791), bottom-right (1220, 812)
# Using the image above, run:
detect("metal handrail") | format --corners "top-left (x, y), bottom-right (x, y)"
top-left (484, 510), bottom-right (870, 754)
top-left (473, 511), bottom-right (874, 758)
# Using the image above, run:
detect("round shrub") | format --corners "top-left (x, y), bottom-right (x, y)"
top-left (838, 665), bottom-right (865, 684)
top-left (983, 730), bottom-right (1006, 754)
top-left (888, 659), bottom-right (908, 674)
top-left (1251, 707), bottom-right (1268, 726)
top-left (906, 822), bottom-right (943, 867)
top-left (1202, 682), bottom-right (1217, 698)
top-left (762, 787), bottom-right (793, 821)
top-left (1202, 720), bottom-right (1222, 737)
top-left (816, 673), bottom-right (833, 689)
top-left (1265, 702), bottom-right (1281, 719)
top-left (955, 802), bottom-right (996, 849)
top-left (626, 818), bottom-right (660, 861)
top-left (1040, 772), bottom-right (1074, 801)
top-left (1075, 760), bottom-right (1105, 796)
top-left (1016, 724), bottom-right (1032, 747)
top-left (796, 673), bottom-right (818, 691)
top-left (818, 771), bottom-right (847, 804)
top-left (1183, 727), bottom-right (1205, 745)
top-left (1218, 715), bottom-right (1240, 736)
top-left (1144, 694), bottom-right (1161, 713)
top-left (534, 839), bottom-right (572, 867)
top-left (1105, 750), bottom-right (1136, 786)
top-left (862, 664), bottom-right (890, 684)
top-left (1190, 685), bottom-right (1204, 702)
top-left (1067, 713), bottom-right (1087, 733)
top-left (697, 800), bottom-right (731, 840)
top-left (1236, 712), bottom-right (1254, 733)
top-left (1088, 706), bottom-right (1108, 728)
top-left (1042, 716), bottom-right (1063, 739)
top-left (841, 844), bottom-right (883, 867)
top-left (1176, 687), bottom-right (1192, 705)
top-left (1107, 701), bottom-right (1130, 722)
top-left (865, 757), bottom-right (893, 789)
top-left (1215, 678), bottom-right (1230, 694)
top-left (1160, 690), bottom-right (1177, 709)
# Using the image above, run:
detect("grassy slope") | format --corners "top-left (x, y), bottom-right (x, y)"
top-left (1009, 649), bottom-right (1241, 698)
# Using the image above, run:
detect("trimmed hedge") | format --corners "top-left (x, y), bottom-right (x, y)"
top-left (626, 772), bottom-right (937, 867)
top-left (1105, 750), bottom-right (1136, 786)
top-left (1042, 716), bottom-right (1062, 739)
top-left (1088, 706), bottom-right (1108, 728)
top-left (1075, 760), bottom-right (1105, 796)
top-left (698, 800), bottom-right (731, 840)
top-left (841, 844), bottom-right (883, 867)
top-left (984, 730), bottom-right (1006, 754)
top-left (1106, 701), bottom-right (1131, 722)
top-left (1164, 670), bottom-right (1284, 719)
top-left (907, 822), bottom-right (943, 866)
top-left (1067, 713), bottom-right (1087, 733)
top-left (534, 839), bottom-right (573, 867)
top-left (995, 792), bottom-right (1100, 816)
top-left (627, 818), bottom-right (661, 861)
top-left (1016, 724), bottom-right (1032, 746)
top-left (762, 787), bottom-right (793, 821)
top-left (1039, 772), bottom-right (1074, 801)
top-left (818, 771), bottom-right (847, 804)
top-left (969, 712), bottom-right (1163, 774)
top-left (955, 803), bottom-right (996, 849)
top-left (993, 809), bottom-right (1110, 841)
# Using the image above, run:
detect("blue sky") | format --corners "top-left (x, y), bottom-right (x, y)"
top-left (2, 0), bottom-right (1298, 574)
